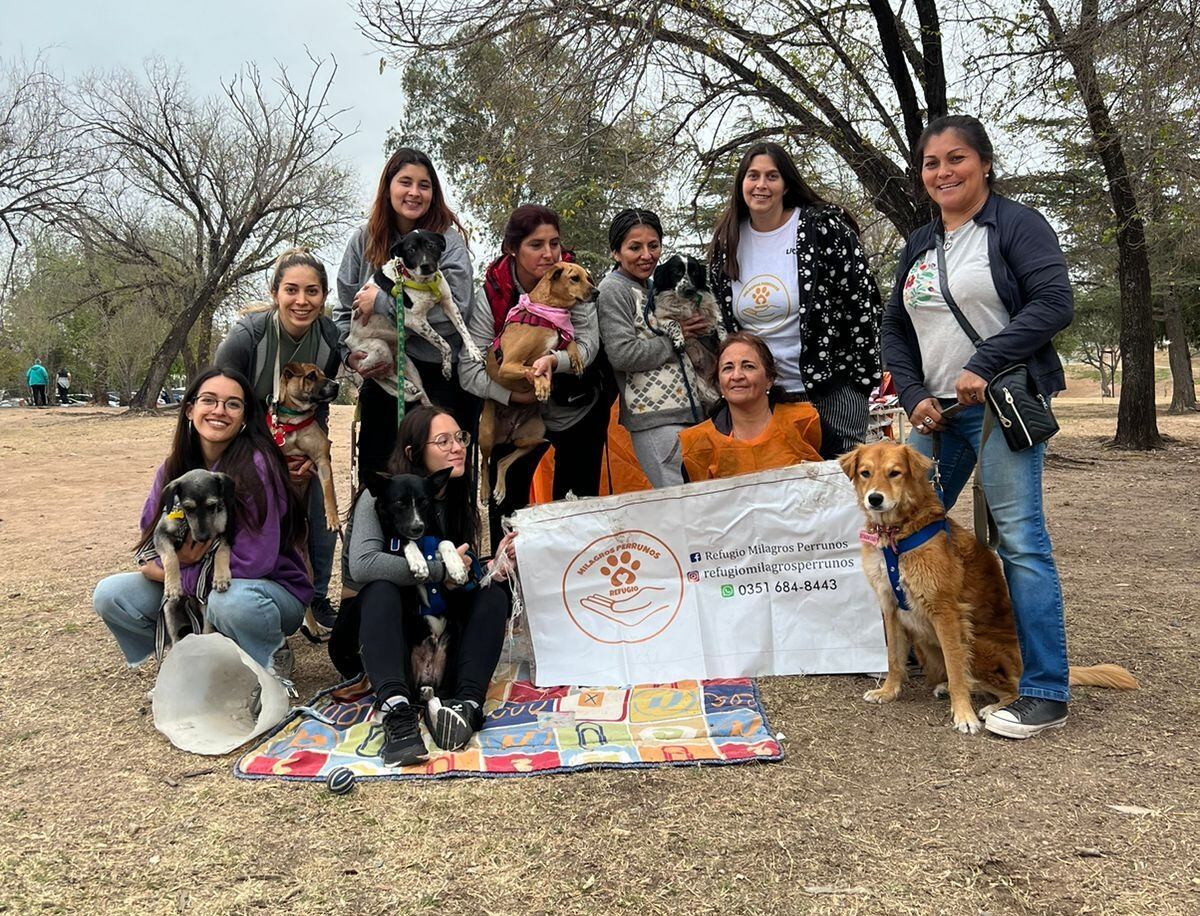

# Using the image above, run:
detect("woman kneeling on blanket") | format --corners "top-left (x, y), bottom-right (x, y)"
top-left (328, 405), bottom-right (509, 766)
top-left (93, 368), bottom-right (312, 675)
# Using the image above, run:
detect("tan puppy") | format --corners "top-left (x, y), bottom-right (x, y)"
top-left (270, 362), bottom-right (340, 531)
top-left (478, 262), bottom-right (596, 503)
top-left (840, 440), bottom-right (1137, 734)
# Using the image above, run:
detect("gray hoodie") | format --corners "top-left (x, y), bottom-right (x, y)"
top-left (334, 224), bottom-right (475, 366)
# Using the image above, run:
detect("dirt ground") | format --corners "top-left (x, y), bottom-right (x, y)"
top-left (0, 400), bottom-right (1197, 916)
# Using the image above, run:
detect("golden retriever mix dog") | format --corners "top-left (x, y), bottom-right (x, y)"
top-left (839, 440), bottom-right (1137, 735)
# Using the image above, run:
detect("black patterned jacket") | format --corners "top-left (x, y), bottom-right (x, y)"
top-left (710, 205), bottom-right (882, 398)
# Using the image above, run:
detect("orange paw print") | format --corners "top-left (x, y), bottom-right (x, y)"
top-left (600, 551), bottom-right (641, 586)
top-left (751, 285), bottom-right (771, 305)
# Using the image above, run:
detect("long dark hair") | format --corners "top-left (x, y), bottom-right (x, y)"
top-left (709, 142), bottom-right (837, 281)
top-left (136, 367), bottom-right (305, 550)
top-left (386, 405), bottom-right (478, 548)
top-left (914, 115), bottom-right (996, 197)
top-left (365, 147), bottom-right (468, 267)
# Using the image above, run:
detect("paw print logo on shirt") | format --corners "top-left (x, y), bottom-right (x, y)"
top-left (751, 284), bottom-right (772, 305)
top-left (600, 551), bottom-right (640, 587)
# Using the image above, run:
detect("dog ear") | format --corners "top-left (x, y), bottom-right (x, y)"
top-left (160, 479), bottom-right (180, 514)
top-left (837, 448), bottom-right (860, 480)
top-left (215, 472), bottom-right (237, 507)
top-left (426, 466), bottom-right (454, 493)
top-left (365, 472), bottom-right (392, 501)
top-left (904, 446), bottom-right (933, 479)
top-left (547, 265), bottom-right (565, 283)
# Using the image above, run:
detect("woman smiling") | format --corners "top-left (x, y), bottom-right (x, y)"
top-left (678, 332), bottom-right (822, 482)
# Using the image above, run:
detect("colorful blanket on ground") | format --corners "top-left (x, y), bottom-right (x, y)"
top-left (234, 664), bottom-right (784, 781)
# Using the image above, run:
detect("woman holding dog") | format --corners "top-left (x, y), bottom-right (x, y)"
top-left (215, 247), bottom-right (342, 637)
top-left (329, 406), bottom-right (509, 766)
top-left (709, 142), bottom-right (881, 458)
top-left (459, 204), bottom-right (609, 545)
top-left (93, 367), bottom-right (311, 675)
top-left (679, 332), bottom-right (823, 481)
top-left (597, 208), bottom-right (713, 488)
top-left (881, 115), bottom-right (1075, 739)
top-left (336, 148), bottom-right (479, 482)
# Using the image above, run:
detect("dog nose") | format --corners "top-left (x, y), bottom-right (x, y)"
top-left (867, 492), bottom-right (884, 508)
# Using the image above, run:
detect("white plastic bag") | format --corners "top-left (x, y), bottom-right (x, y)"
top-left (152, 633), bottom-right (290, 755)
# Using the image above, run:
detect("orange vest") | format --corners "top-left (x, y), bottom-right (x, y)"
top-left (679, 401), bottom-right (823, 482)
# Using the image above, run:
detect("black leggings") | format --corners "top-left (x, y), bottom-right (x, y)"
top-left (356, 357), bottom-right (481, 483)
top-left (329, 579), bottom-right (509, 706)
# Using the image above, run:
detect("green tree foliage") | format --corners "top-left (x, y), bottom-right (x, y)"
top-left (390, 26), bottom-right (665, 273)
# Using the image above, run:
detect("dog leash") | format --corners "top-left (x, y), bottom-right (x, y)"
top-left (931, 421), bottom-right (998, 550)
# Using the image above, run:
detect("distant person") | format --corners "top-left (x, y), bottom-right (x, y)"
top-left (679, 332), bottom-right (822, 481)
top-left (56, 368), bottom-right (71, 405)
top-left (26, 360), bottom-right (49, 407)
top-left (881, 115), bottom-right (1074, 739)
top-left (708, 142), bottom-right (881, 456)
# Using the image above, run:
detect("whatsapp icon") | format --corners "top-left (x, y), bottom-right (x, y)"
top-left (720, 584), bottom-right (734, 598)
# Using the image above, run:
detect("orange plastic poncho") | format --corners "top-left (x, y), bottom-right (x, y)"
top-left (679, 401), bottom-right (823, 482)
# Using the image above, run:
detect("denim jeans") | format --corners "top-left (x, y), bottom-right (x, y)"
top-left (306, 478), bottom-right (337, 600)
top-left (910, 403), bottom-right (1070, 702)
top-left (93, 572), bottom-right (305, 669)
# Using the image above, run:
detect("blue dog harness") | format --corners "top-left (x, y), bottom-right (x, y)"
top-left (387, 534), bottom-right (482, 616)
top-left (877, 519), bottom-right (951, 612)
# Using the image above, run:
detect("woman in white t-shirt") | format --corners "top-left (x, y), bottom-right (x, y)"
top-left (708, 142), bottom-right (881, 457)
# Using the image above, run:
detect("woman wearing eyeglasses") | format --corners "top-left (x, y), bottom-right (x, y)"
top-left (93, 367), bottom-right (312, 677)
top-left (328, 405), bottom-right (508, 766)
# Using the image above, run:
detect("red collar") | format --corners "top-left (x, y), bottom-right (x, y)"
top-left (267, 407), bottom-right (315, 447)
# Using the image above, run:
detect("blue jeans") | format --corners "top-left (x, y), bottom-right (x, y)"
top-left (306, 478), bottom-right (336, 600)
top-left (93, 573), bottom-right (305, 669)
top-left (910, 403), bottom-right (1070, 702)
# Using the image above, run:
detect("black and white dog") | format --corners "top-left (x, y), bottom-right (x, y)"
top-left (366, 468), bottom-right (469, 699)
top-left (650, 254), bottom-right (724, 410)
top-left (153, 469), bottom-right (237, 652)
top-left (361, 230), bottom-right (484, 404)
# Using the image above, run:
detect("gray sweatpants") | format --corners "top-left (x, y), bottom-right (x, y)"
top-left (629, 423), bottom-right (687, 489)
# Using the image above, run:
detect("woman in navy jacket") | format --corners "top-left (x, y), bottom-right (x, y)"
top-left (881, 115), bottom-right (1075, 740)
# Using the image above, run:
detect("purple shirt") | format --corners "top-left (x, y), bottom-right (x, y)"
top-left (140, 451), bottom-right (313, 606)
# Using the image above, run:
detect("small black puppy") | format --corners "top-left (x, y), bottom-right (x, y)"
top-left (366, 468), bottom-right (470, 699)
top-left (153, 469), bottom-right (237, 649)
top-left (651, 254), bottom-right (724, 410)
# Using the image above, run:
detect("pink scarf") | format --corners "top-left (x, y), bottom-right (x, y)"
top-left (492, 294), bottom-right (576, 352)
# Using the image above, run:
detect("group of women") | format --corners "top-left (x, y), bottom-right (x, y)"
top-left (92, 114), bottom-right (1078, 754)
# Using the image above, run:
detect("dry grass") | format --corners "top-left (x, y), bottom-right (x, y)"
top-left (0, 402), bottom-right (1197, 915)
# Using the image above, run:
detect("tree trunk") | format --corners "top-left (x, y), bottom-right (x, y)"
top-left (131, 278), bottom-right (223, 408)
top-left (195, 304), bottom-right (216, 367)
top-left (1041, 0), bottom-right (1162, 449)
top-left (1163, 296), bottom-right (1197, 413)
top-left (92, 355), bottom-right (108, 405)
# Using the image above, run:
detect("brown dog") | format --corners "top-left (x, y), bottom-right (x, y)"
top-left (840, 440), bottom-right (1137, 734)
top-left (478, 262), bottom-right (596, 503)
top-left (269, 362), bottom-right (340, 531)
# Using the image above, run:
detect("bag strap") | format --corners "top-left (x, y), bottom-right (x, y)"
top-left (934, 231), bottom-right (983, 348)
top-left (934, 231), bottom-right (998, 549)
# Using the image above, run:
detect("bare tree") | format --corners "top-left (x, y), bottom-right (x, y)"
top-left (0, 57), bottom-right (95, 297)
top-left (360, 0), bottom-right (950, 236)
top-left (68, 58), bottom-right (357, 407)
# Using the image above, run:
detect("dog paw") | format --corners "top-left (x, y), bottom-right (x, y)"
top-left (212, 575), bottom-right (231, 593)
top-left (533, 376), bottom-right (552, 402)
top-left (440, 542), bottom-right (469, 585)
top-left (465, 344), bottom-right (485, 364)
top-left (325, 511), bottom-right (342, 532)
top-left (163, 583), bottom-right (184, 601)
top-left (951, 709), bottom-right (983, 735)
top-left (932, 683), bottom-right (949, 699)
top-left (978, 703), bottom-right (1001, 720)
top-left (439, 359), bottom-right (453, 380)
top-left (569, 352), bottom-right (584, 376)
top-left (863, 686), bottom-right (900, 704)
top-left (404, 542), bottom-right (430, 580)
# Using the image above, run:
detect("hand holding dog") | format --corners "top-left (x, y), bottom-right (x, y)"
top-left (680, 314), bottom-right (713, 338)
top-left (353, 282), bottom-right (380, 318)
top-left (347, 350), bottom-right (394, 381)
top-left (286, 455), bottom-right (315, 482)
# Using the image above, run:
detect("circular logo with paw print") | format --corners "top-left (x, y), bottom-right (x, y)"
top-left (562, 530), bottom-right (684, 645)
top-left (736, 273), bottom-right (793, 332)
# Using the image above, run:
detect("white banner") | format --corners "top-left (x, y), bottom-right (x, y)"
top-left (511, 461), bottom-right (886, 687)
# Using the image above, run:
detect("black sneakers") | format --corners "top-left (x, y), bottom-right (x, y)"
top-left (379, 701), bottom-right (428, 766)
top-left (310, 595), bottom-right (338, 629)
top-left (984, 696), bottom-right (1068, 739)
top-left (425, 698), bottom-right (482, 751)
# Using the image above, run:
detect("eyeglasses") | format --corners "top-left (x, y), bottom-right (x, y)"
top-left (428, 430), bottom-right (470, 451)
top-left (193, 394), bottom-right (246, 413)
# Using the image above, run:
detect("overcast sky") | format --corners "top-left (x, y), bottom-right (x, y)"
top-left (8, 0), bottom-right (425, 254)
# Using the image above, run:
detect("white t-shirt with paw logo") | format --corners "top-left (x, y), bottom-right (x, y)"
top-left (731, 208), bottom-right (804, 393)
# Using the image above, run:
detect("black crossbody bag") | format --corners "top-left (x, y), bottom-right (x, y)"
top-left (934, 235), bottom-right (1059, 451)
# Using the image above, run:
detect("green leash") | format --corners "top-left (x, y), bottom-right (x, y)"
top-left (391, 282), bottom-right (407, 428)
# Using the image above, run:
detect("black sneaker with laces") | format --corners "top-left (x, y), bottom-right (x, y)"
top-left (984, 696), bottom-right (1068, 739)
top-left (310, 595), bottom-right (338, 629)
top-left (379, 701), bottom-right (428, 766)
top-left (425, 698), bottom-right (482, 751)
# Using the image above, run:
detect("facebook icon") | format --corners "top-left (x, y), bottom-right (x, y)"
top-left (689, 552), bottom-right (702, 563)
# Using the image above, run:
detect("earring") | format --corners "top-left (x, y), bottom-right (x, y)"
top-left (239, 423), bottom-right (246, 435)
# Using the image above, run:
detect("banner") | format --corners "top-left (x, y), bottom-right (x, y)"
top-left (511, 461), bottom-right (886, 687)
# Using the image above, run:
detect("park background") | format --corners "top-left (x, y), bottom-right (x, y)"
top-left (2, 2), bottom-right (1198, 913)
